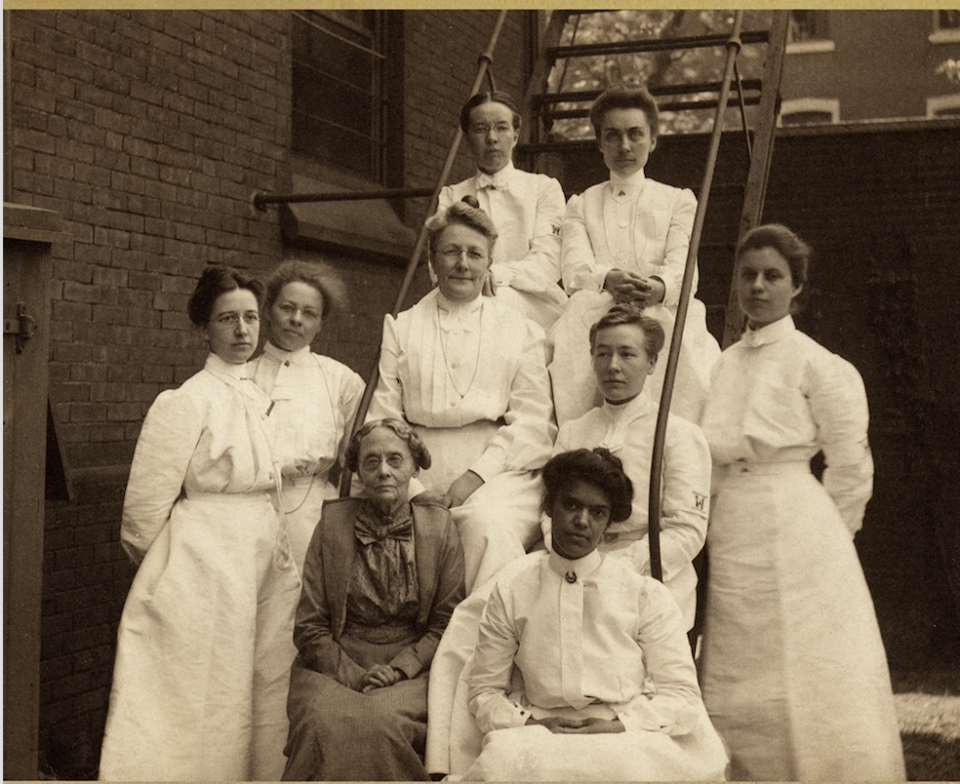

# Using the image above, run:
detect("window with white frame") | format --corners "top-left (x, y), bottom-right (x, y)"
top-left (779, 98), bottom-right (840, 127)
top-left (926, 94), bottom-right (960, 118)
top-left (930, 10), bottom-right (960, 43)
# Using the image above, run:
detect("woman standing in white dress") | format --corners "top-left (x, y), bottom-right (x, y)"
top-left (698, 224), bottom-right (905, 781)
top-left (367, 198), bottom-right (555, 593)
top-left (249, 260), bottom-right (364, 573)
top-left (99, 267), bottom-right (301, 781)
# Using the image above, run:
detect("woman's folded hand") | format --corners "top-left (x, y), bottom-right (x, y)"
top-left (359, 663), bottom-right (405, 693)
top-left (528, 716), bottom-right (625, 734)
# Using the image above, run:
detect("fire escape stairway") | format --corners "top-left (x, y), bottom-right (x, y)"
top-left (518, 10), bottom-right (790, 592)
top-left (519, 10), bottom-right (791, 349)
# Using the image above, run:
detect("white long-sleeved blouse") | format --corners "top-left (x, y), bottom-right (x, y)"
top-left (437, 162), bottom-right (565, 295)
top-left (367, 289), bottom-right (555, 481)
top-left (249, 342), bottom-right (363, 482)
top-left (468, 550), bottom-right (703, 737)
top-left (552, 393), bottom-right (710, 581)
top-left (120, 353), bottom-right (277, 562)
top-left (699, 315), bottom-right (874, 534)
top-left (561, 170), bottom-right (697, 307)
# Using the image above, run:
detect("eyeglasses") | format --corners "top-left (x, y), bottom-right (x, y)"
top-left (215, 312), bottom-right (259, 326)
top-left (438, 246), bottom-right (487, 262)
top-left (276, 302), bottom-right (321, 321)
top-left (469, 122), bottom-right (514, 137)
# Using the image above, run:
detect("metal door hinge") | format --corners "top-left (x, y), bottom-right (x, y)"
top-left (3, 303), bottom-right (37, 353)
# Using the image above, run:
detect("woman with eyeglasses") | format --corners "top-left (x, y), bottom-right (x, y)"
top-left (434, 91), bottom-right (567, 332)
top-left (282, 418), bottom-right (464, 781)
top-left (367, 198), bottom-right (555, 595)
top-left (249, 260), bottom-right (364, 574)
top-left (99, 267), bottom-right (302, 781)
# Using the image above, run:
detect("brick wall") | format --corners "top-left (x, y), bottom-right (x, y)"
top-left (654, 122), bottom-right (960, 670)
top-left (7, 9), bottom-right (532, 778)
top-left (8, 7), bottom-right (958, 778)
top-left (7, 9), bottom-right (290, 777)
top-left (11, 9), bottom-right (290, 473)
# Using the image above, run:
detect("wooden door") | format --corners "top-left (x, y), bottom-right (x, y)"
top-left (3, 203), bottom-right (60, 780)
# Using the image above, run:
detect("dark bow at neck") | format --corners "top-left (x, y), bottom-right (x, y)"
top-left (354, 501), bottom-right (413, 546)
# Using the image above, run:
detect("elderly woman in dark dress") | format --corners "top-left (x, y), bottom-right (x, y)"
top-left (282, 418), bottom-right (465, 781)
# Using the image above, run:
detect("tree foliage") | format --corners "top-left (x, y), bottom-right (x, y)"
top-left (935, 59), bottom-right (960, 86)
top-left (545, 10), bottom-right (777, 139)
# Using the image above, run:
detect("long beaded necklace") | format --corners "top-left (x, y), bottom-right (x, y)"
top-left (436, 298), bottom-right (482, 399)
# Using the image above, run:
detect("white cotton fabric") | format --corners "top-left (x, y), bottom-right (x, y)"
top-left (548, 172), bottom-right (720, 425)
top-left (99, 354), bottom-right (301, 781)
top-left (437, 161), bottom-right (567, 331)
top-left (550, 393), bottom-right (711, 628)
top-left (249, 341), bottom-right (364, 572)
top-left (698, 315), bottom-right (905, 781)
top-left (367, 289), bottom-right (555, 591)
top-left (462, 550), bottom-right (728, 781)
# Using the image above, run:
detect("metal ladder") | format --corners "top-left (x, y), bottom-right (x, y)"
top-left (264, 10), bottom-right (791, 588)
top-left (518, 11), bottom-right (791, 586)
top-left (521, 10), bottom-right (791, 349)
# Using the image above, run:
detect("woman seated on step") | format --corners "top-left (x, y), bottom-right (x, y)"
top-left (434, 90), bottom-right (567, 332)
top-left (462, 448), bottom-right (728, 781)
top-left (547, 84), bottom-right (720, 427)
top-left (423, 303), bottom-right (710, 778)
top-left (282, 418), bottom-right (464, 781)
top-left (366, 197), bottom-right (555, 594)
top-left (547, 302), bottom-right (710, 633)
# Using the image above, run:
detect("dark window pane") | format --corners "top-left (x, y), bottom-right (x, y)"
top-left (317, 123), bottom-right (373, 177)
top-left (291, 12), bottom-right (383, 179)
top-left (292, 65), bottom-right (373, 137)
top-left (789, 11), bottom-right (828, 42)
top-left (781, 110), bottom-right (834, 126)
top-left (938, 10), bottom-right (960, 30)
top-left (311, 29), bottom-right (374, 88)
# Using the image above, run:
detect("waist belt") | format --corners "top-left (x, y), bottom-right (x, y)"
top-left (184, 490), bottom-right (271, 503)
top-left (719, 460), bottom-right (810, 477)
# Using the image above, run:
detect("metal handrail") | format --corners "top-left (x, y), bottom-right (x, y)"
top-left (547, 29), bottom-right (769, 60)
top-left (647, 12), bottom-right (746, 581)
top-left (532, 79), bottom-right (764, 107)
top-left (338, 9), bottom-right (509, 496)
top-left (253, 187), bottom-right (434, 210)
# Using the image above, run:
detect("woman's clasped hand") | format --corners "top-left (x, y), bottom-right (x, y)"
top-left (282, 419), bottom-right (464, 781)
top-left (360, 663), bottom-right (407, 693)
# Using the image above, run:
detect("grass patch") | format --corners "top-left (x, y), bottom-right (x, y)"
top-left (892, 668), bottom-right (960, 781)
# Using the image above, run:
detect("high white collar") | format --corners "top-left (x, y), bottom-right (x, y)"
top-left (262, 341), bottom-right (312, 364)
top-left (608, 168), bottom-right (646, 194)
top-left (601, 389), bottom-right (655, 420)
top-left (437, 290), bottom-right (483, 315)
top-left (204, 352), bottom-right (251, 381)
top-left (741, 314), bottom-right (795, 348)
top-left (476, 160), bottom-right (515, 190)
top-left (548, 548), bottom-right (603, 580)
